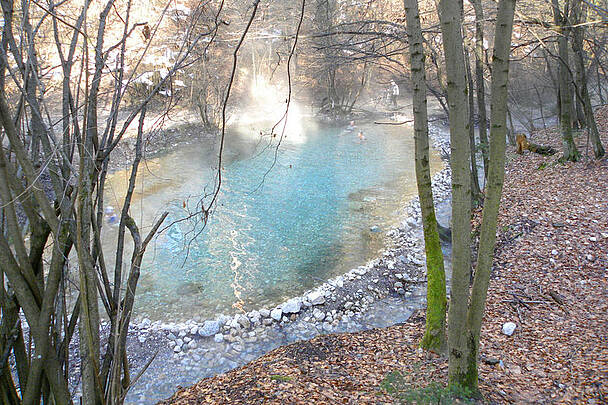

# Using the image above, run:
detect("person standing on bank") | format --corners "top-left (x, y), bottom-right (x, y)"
top-left (390, 80), bottom-right (399, 107)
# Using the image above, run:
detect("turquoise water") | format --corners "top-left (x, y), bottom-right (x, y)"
top-left (105, 123), bottom-right (440, 321)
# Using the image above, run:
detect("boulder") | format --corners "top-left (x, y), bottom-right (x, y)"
top-left (282, 298), bottom-right (302, 314)
top-left (248, 310), bottom-right (261, 323)
top-left (236, 314), bottom-right (251, 329)
top-left (354, 267), bottom-right (367, 276)
top-left (198, 320), bottom-right (221, 337)
top-left (270, 308), bottom-right (283, 321)
top-left (307, 290), bottom-right (326, 306)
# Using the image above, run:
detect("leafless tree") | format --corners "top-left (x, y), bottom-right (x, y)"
top-left (0, 0), bottom-right (224, 402)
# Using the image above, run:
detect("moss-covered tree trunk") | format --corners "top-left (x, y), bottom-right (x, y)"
top-left (404, 0), bottom-right (447, 353)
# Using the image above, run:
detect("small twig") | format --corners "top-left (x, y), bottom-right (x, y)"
top-left (511, 293), bottom-right (531, 309)
top-left (548, 290), bottom-right (565, 305)
top-left (548, 290), bottom-right (570, 315)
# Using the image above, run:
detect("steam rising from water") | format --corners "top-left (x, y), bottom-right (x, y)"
top-left (236, 75), bottom-right (310, 144)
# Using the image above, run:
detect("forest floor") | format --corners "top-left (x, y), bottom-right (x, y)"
top-left (159, 107), bottom-right (608, 404)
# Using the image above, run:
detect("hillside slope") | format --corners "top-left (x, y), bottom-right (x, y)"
top-left (160, 107), bottom-right (608, 404)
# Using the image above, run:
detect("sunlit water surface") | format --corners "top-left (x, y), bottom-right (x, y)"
top-left (104, 122), bottom-right (441, 321)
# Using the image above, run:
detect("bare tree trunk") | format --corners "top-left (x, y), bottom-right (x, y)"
top-left (507, 107), bottom-right (516, 146)
top-left (596, 62), bottom-right (605, 104)
top-left (404, 0), bottom-right (447, 354)
top-left (571, 0), bottom-right (605, 158)
top-left (437, 0), bottom-right (473, 390)
top-left (542, 49), bottom-right (560, 117)
top-left (465, 0), bottom-right (516, 392)
top-left (466, 49), bottom-right (482, 205)
top-left (552, 0), bottom-right (581, 162)
top-left (471, 0), bottom-right (489, 179)
top-left (439, 0), bottom-right (516, 394)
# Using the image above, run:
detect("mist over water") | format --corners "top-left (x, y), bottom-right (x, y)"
top-left (104, 122), bottom-right (442, 321)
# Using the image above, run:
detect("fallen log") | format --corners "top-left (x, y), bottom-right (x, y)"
top-left (516, 133), bottom-right (556, 155)
top-left (527, 142), bottom-right (557, 155)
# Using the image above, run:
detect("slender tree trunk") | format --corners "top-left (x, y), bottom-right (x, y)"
top-left (466, 49), bottom-right (482, 205)
top-left (404, 0), bottom-right (447, 354)
top-left (571, 45), bottom-right (586, 129)
top-left (464, 0), bottom-right (516, 392)
top-left (552, 0), bottom-right (581, 161)
top-left (543, 49), bottom-right (561, 120)
top-left (471, 0), bottom-right (489, 179)
top-left (437, 0), bottom-right (473, 389)
top-left (574, 83), bottom-right (585, 128)
top-left (571, 0), bottom-right (605, 158)
top-left (596, 63), bottom-right (605, 104)
top-left (77, 154), bottom-right (102, 405)
top-left (440, 0), bottom-right (516, 394)
top-left (534, 85), bottom-right (547, 129)
top-left (507, 107), bottom-right (516, 146)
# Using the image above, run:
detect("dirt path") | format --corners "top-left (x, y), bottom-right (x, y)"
top-left (158, 108), bottom-right (608, 404)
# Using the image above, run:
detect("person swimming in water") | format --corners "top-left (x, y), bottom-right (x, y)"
top-left (343, 120), bottom-right (356, 134)
top-left (105, 206), bottom-right (119, 225)
top-left (357, 131), bottom-right (366, 141)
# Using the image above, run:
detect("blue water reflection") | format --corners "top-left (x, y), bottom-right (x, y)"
top-left (129, 124), bottom-right (435, 320)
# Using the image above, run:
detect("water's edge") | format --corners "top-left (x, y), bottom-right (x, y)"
top-left (110, 122), bottom-right (453, 404)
